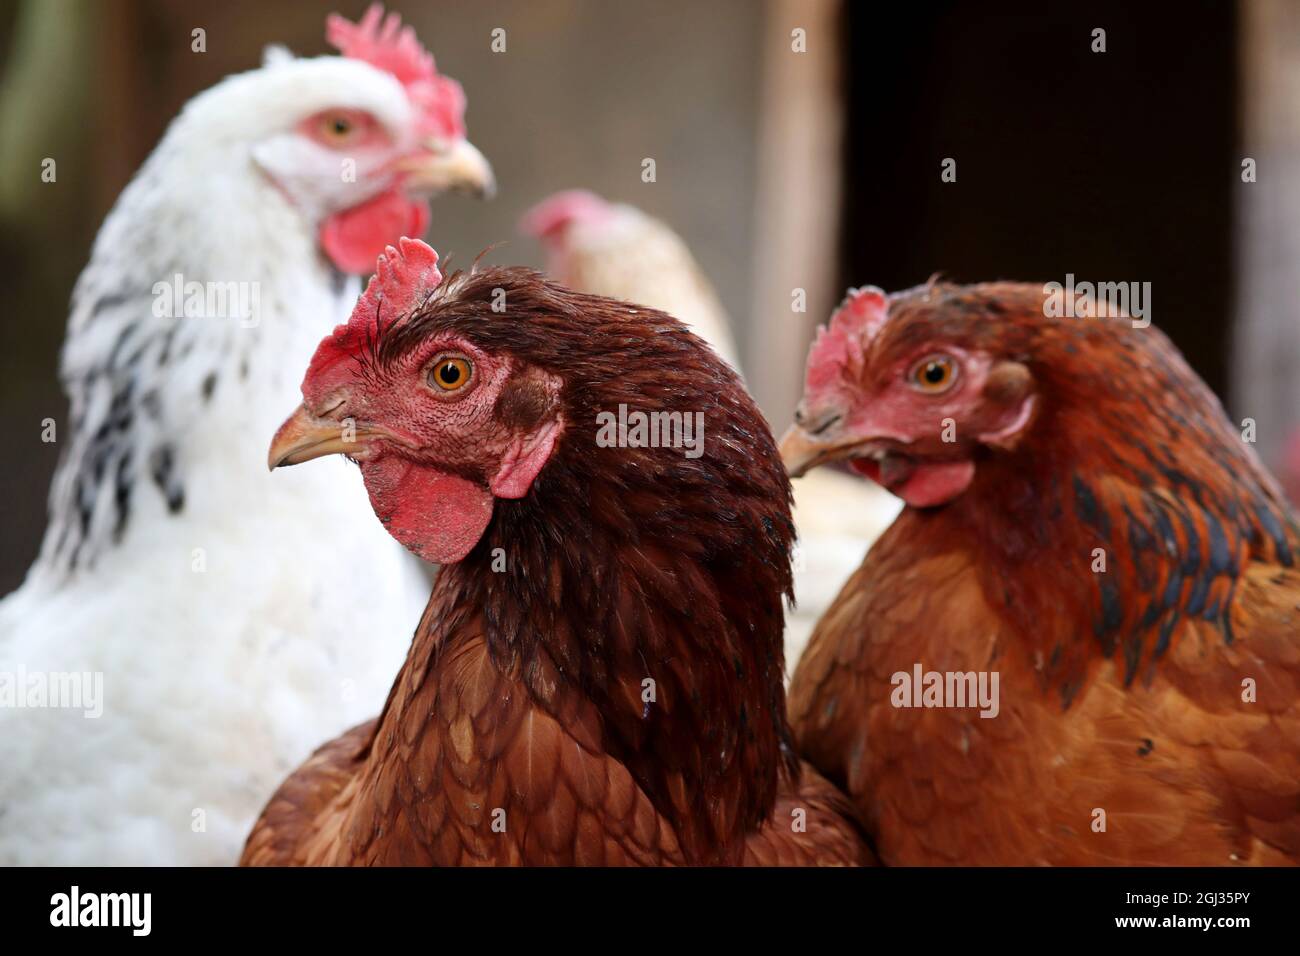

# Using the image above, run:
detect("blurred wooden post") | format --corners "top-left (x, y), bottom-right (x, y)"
top-left (1234, 0), bottom-right (1300, 471)
top-left (747, 0), bottom-right (843, 425)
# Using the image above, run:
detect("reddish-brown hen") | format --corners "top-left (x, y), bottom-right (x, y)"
top-left (781, 282), bottom-right (1300, 866)
top-left (240, 239), bottom-right (869, 866)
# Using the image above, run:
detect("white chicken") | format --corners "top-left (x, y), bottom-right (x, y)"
top-left (520, 191), bottom-right (901, 669)
top-left (519, 191), bottom-right (743, 370)
top-left (0, 5), bottom-right (493, 865)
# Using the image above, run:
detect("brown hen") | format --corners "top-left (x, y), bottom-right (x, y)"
top-left (240, 239), bottom-right (870, 866)
top-left (781, 281), bottom-right (1300, 866)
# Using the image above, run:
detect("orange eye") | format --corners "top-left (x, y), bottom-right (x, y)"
top-left (321, 115), bottom-right (355, 142)
top-left (429, 356), bottom-right (472, 392)
top-left (910, 355), bottom-right (957, 393)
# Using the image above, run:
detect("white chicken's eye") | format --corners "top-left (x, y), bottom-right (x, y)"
top-left (321, 115), bottom-right (354, 141)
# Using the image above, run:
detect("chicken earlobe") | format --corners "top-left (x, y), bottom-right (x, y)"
top-left (489, 417), bottom-right (564, 499)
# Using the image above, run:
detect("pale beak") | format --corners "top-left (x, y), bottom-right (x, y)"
top-left (268, 404), bottom-right (367, 470)
top-left (399, 138), bottom-right (496, 199)
top-left (779, 425), bottom-right (867, 479)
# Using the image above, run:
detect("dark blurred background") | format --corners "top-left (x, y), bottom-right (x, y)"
top-left (1, 0), bottom-right (1297, 593)
top-left (842, 1), bottom-right (1236, 385)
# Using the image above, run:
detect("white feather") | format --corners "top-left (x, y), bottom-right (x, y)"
top-left (0, 53), bottom-right (431, 865)
top-left (548, 203), bottom-right (745, 371)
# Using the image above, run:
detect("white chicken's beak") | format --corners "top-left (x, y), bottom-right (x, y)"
top-left (399, 138), bottom-right (496, 199)
top-left (268, 404), bottom-right (367, 470)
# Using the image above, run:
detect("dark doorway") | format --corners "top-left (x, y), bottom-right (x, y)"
top-left (840, 0), bottom-right (1237, 398)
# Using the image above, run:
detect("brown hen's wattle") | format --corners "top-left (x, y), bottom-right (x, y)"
top-left (784, 281), bottom-right (1300, 866)
top-left (242, 265), bottom-right (871, 866)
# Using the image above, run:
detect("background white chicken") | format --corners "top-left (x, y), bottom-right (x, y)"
top-left (521, 190), bottom-right (901, 668)
top-left (520, 190), bottom-right (742, 370)
top-left (0, 6), bottom-right (493, 865)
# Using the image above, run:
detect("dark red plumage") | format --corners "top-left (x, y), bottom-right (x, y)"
top-left (243, 243), bottom-right (871, 866)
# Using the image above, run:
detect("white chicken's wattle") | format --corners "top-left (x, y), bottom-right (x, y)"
top-left (0, 5), bottom-right (492, 865)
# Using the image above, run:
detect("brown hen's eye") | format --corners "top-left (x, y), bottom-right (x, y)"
top-left (429, 356), bottom-right (472, 392)
top-left (910, 355), bottom-right (957, 393)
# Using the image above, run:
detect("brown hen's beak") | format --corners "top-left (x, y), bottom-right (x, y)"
top-left (779, 425), bottom-right (865, 479)
top-left (268, 404), bottom-right (363, 470)
top-left (400, 138), bottom-right (495, 199)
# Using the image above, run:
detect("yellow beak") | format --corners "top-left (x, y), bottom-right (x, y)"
top-left (778, 426), bottom-right (866, 479)
top-left (400, 137), bottom-right (496, 199)
top-left (268, 404), bottom-right (365, 470)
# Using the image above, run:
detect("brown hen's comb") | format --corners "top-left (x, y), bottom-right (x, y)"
top-left (326, 3), bottom-right (467, 140)
top-left (806, 287), bottom-right (888, 386)
top-left (306, 238), bottom-right (443, 380)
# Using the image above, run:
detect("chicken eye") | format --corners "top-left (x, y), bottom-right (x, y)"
top-left (429, 356), bottom-right (472, 392)
top-left (322, 115), bottom-right (354, 141)
top-left (909, 355), bottom-right (957, 393)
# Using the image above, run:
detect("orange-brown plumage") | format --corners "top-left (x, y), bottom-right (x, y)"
top-left (241, 240), bottom-right (871, 866)
top-left (783, 281), bottom-right (1300, 865)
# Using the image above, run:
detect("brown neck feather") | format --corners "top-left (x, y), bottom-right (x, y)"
top-left (908, 313), bottom-right (1299, 706)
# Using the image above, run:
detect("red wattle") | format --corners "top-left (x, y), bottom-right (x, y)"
top-left (894, 459), bottom-right (975, 508)
top-left (361, 457), bottom-right (494, 565)
top-left (850, 456), bottom-right (974, 508)
top-left (320, 189), bottom-right (431, 275)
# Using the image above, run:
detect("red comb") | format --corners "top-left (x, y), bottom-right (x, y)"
top-left (358, 236), bottom-right (443, 330)
top-left (326, 4), bottom-right (466, 140)
top-left (304, 238), bottom-right (443, 388)
top-left (806, 287), bottom-right (888, 387)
